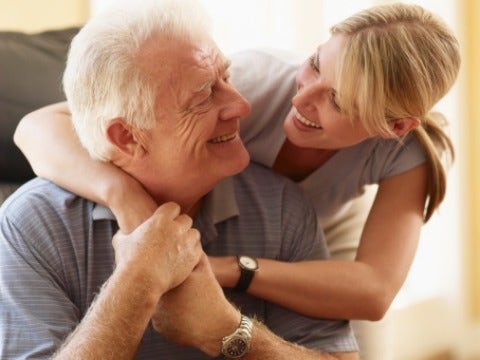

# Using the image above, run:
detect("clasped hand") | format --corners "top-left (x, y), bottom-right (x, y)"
top-left (112, 202), bottom-right (203, 296)
top-left (111, 202), bottom-right (241, 356)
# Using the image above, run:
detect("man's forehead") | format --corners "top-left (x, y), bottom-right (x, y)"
top-left (190, 43), bottom-right (229, 74)
top-left (192, 55), bottom-right (231, 90)
top-left (177, 42), bottom-right (229, 92)
top-left (148, 37), bottom-right (228, 107)
top-left (156, 37), bottom-right (225, 77)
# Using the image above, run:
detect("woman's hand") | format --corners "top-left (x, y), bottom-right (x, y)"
top-left (107, 172), bottom-right (158, 234)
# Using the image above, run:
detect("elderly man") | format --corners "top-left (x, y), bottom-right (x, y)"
top-left (0, 0), bottom-right (358, 359)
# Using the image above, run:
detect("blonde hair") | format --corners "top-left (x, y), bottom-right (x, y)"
top-left (331, 3), bottom-right (460, 221)
top-left (63, 0), bottom-right (212, 161)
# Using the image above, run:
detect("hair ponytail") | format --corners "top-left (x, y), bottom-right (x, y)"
top-left (413, 112), bottom-right (454, 221)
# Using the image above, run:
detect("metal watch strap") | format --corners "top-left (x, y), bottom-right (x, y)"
top-left (221, 315), bottom-right (253, 359)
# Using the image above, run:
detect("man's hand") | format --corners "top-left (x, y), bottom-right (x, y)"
top-left (112, 202), bottom-right (203, 297)
top-left (152, 254), bottom-right (241, 356)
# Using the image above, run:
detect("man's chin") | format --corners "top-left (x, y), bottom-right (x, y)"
top-left (223, 151), bottom-right (250, 178)
top-left (234, 150), bottom-right (250, 173)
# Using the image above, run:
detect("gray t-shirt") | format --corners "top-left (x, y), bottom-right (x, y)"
top-left (0, 163), bottom-right (357, 359)
top-left (231, 50), bottom-right (427, 248)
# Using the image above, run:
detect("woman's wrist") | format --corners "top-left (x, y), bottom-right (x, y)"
top-left (102, 167), bottom-right (157, 233)
top-left (208, 256), bottom-right (240, 288)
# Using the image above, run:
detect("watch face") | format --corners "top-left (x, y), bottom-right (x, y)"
top-left (239, 255), bottom-right (258, 271)
top-left (224, 338), bottom-right (248, 357)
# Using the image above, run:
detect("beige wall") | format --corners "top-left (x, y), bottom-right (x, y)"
top-left (0, 0), bottom-right (89, 32)
top-left (463, 0), bottom-right (480, 321)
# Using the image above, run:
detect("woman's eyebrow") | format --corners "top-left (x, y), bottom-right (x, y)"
top-left (315, 46), bottom-right (322, 73)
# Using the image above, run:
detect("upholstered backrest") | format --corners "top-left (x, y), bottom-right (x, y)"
top-left (0, 27), bottom-right (79, 183)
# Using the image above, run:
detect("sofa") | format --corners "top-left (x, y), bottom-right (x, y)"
top-left (0, 27), bottom-right (79, 204)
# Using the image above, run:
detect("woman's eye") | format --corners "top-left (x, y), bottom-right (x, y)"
top-left (330, 90), bottom-right (341, 112)
top-left (309, 55), bottom-right (320, 73)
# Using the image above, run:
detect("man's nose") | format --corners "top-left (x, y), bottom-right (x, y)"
top-left (219, 85), bottom-right (251, 121)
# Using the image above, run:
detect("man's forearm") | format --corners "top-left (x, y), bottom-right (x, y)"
top-left (244, 321), bottom-right (359, 360)
top-left (53, 267), bottom-right (162, 360)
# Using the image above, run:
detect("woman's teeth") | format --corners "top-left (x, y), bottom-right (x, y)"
top-left (209, 132), bottom-right (237, 143)
top-left (295, 109), bottom-right (321, 129)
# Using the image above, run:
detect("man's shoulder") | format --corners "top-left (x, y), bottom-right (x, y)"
top-left (237, 162), bottom-right (296, 186)
top-left (0, 177), bottom-right (90, 223)
top-left (234, 162), bottom-right (311, 206)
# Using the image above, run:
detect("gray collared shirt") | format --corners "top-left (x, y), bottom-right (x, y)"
top-left (0, 163), bottom-right (357, 359)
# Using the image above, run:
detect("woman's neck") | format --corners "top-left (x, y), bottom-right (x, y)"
top-left (272, 139), bottom-right (337, 182)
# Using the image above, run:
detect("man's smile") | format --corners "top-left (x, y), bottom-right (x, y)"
top-left (208, 131), bottom-right (238, 143)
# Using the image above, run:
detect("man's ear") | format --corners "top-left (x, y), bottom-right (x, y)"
top-left (382, 117), bottom-right (420, 138)
top-left (106, 119), bottom-right (140, 156)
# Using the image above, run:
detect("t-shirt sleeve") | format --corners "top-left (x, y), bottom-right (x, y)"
top-left (0, 193), bottom-right (79, 358)
top-left (371, 133), bottom-right (428, 182)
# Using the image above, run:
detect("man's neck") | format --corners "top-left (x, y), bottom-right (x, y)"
top-left (183, 199), bottom-right (203, 218)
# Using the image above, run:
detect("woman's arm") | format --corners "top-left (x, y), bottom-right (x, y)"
top-left (15, 102), bottom-right (426, 321)
top-left (14, 102), bottom-right (156, 233)
top-left (210, 164), bottom-right (427, 321)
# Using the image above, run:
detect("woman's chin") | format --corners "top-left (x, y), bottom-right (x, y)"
top-left (284, 121), bottom-right (321, 149)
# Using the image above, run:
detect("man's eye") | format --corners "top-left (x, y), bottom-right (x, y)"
top-left (199, 90), bottom-right (214, 106)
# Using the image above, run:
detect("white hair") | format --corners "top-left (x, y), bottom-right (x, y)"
top-left (63, 0), bottom-right (212, 160)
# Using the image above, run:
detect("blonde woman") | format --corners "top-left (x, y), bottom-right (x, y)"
top-left (15, 0), bottom-right (459, 347)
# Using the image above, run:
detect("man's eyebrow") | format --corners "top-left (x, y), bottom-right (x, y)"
top-left (192, 58), bottom-right (231, 94)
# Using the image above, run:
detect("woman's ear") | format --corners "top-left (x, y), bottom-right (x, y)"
top-left (106, 119), bottom-right (140, 156)
top-left (382, 117), bottom-right (420, 138)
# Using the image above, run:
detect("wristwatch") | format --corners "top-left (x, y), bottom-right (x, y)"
top-left (234, 255), bottom-right (258, 292)
top-left (221, 315), bottom-right (254, 359)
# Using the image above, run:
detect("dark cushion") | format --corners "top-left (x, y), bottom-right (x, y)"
top-left (0, 27), bottom-right (80, 182)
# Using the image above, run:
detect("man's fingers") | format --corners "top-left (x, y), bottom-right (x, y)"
top-left (155, 202), bottom-right (182, 220)
top-left (175, 214), bottom-right (193, 232)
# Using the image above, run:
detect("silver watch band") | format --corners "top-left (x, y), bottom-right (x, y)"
top-left (221, 315), bottom-right (253, 359)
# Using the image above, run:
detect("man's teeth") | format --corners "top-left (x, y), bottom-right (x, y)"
top-left (209, 132), bottom-right (237, 144)
top-left (295, 109), bottom-right (321, 129)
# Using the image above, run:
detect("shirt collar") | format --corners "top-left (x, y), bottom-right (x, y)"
top-left (92, 176), bottom-right (240, 225)
top-left (202, 176), bottom-right (239, 224)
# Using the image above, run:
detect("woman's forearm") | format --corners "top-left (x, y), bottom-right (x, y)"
top-left (251, 259), bottom-right (393, 321)
top-left (15, 102), bottom-right (118, 204)
top-left (211, 167), bottom-right (426, 321)
top-left (14, 102), bottom-right (156, 232)
top-left (211, 256), bottom-right (398, 321)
